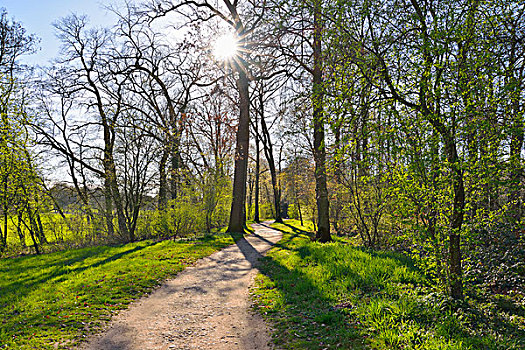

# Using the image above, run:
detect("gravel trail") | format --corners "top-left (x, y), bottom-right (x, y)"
top-left (81, 222), bottom-right (281, 350)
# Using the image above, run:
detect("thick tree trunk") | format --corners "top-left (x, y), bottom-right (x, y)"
top-left (111, 179), bottom-right (133, 242)
top-left (446, 0), bottom-right (477, 299)
top-left (227, 67), bottom-right (250, 233)
top-left (103, 176), bottom-right (115, 236)
top-left (424, 119), bottom-right (464, 299)
top-left (110, 173), bottom-right (132, 242)
top-left (312, 0), bottom-right (331, 242)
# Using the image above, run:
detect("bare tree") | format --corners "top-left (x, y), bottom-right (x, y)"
top-left (112, 6), bottom-right (207, 208)
top-left (38, 15), bottom-right (131, 240)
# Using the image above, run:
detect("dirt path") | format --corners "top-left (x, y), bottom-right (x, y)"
top-left (81, 222), bottom-right (282, 350)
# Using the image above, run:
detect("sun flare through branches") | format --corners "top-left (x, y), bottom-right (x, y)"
top-left (213, 33), bottom-right (239, 61)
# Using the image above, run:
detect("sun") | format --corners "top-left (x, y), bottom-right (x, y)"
top-left (213, 33), bottom-right (239, 60)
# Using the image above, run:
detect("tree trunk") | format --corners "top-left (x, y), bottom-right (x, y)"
top-left (510, 119), bottom-right (523, 223)
top-left (445, 136), bottom-right (464, 299)
top-left (259, 90), bottom-right (283, 224)
top-left (103, 176), bottom-right (115, 236)
top-left (508, 71), bottom-right (523, 224)
top-left (16, 211), bottom-right (25, 248)
top-left (247, 171), bottom-right (253, 221)
top-left (158, 147), bottom-right (169, 209)
top-left (312, 0), bottom-right (331, 242)
top-left (104, 147), bottom-right (131, 241)
top-left (292, 171), bottom-right (303, 226)
top-left (27, 220), bottom-right (40, 255)
top-left (0, 219), bottom-right (4, 252)
top-left (35, 211), bottom-right (46, 245)
top-left (227, 66), bottom-right (250, 233)
top-left (269, 163), bottom-right (282, 223)
top-left (2, 178), bottom-right (7, 251)
top-left (254, 107), bottom-right (261, 223)
top-left (297, 197), bottom-right (303, 226)
top-left (332, 115), bottom-right (344, 235)
top-left (110, 174), bottom-right (133, 242)
top-left (170, 136), bottom-right (181, 201)
top-left (33, 195), bottom-right (47, 244)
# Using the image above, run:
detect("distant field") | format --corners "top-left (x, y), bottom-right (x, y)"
top-left (4, 212), bottom-right (79, 247)
top-left (0, 233), bottom-right (237, 349)
top-left (3, 211), bottom-right (235, 255)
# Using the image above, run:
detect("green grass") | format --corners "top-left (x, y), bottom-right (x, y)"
top-left (251, 220), bottom-right (525, 349)
top-left (0, 233), bottom-right (237, 349)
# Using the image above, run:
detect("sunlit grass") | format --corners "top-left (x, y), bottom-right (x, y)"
top-left (251, 220), bottom-right (525, 349)
top-left (4, 213), bottom-right (74, 246)
top-left (0, 233), bottom-right (236, 349)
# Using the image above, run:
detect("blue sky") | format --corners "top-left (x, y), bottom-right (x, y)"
top-left (2, 0), bottom-right (123, 65)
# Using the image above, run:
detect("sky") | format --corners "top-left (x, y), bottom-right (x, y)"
top-left (2, 0), bottom-right (125, 65)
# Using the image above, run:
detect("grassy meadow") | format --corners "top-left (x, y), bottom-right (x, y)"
top-left (0, 232), bottom-right (238, 349)
top-left (251, 220), bottom-right (525, 349)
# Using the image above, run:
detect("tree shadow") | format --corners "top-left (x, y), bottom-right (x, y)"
top-left (240, 221), bottom-right (525, 349)
top-left (233, 221), bottom-right (364, 348)
top-left (249, 221), bottom-right (308, 253)
top-left (0, 243), bottom-right (152, 304)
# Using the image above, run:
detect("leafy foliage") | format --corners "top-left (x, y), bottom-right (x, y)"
top-left (464, 223), bottom-right (525, 295)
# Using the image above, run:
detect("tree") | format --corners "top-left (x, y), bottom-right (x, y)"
top-left (41, 15), bottom-right (131, 240)
top-left (0, 8), bottom-right (40, 252)
top-left (187, 91), bottom-right (236, 231)
top-left (252, 79), bottom-right (284, 224)
top-left (268, 0), bottom-right (331, 241)
top-left (148, 0), bottom-right (268, 233)
top-left (326, 0), bottom-right (504, 299)
top-left (112, 5), bottom-right (206, 208)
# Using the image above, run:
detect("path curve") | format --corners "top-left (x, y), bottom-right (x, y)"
top-left (81, 222), bottom-right (282, 350)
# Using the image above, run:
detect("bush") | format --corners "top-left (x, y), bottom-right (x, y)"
top-left (464, 222), bottom-right (525, 295)
top-left (136, 201), bottom-right (205, 240)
